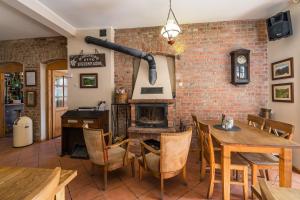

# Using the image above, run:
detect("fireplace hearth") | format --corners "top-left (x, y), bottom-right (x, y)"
top-left (136, 104), bottom-right (168, 128)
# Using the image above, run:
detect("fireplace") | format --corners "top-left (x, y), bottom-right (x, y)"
top-left (136, 104), bottom-right (168, 128)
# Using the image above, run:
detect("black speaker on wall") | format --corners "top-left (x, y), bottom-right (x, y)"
top-left (266, 11), bottom-right (293, 41)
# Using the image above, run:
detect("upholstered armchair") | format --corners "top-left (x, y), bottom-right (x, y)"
top-left (83, 124), bottom-right (135, 190)
top-left (138, 128), bottom-right (192, 199)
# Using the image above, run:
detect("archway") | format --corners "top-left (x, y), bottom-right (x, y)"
top-left (0, 62), bottom-right (23, 137)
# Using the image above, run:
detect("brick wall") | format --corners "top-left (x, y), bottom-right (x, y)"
top-left (0, 36), bottom-right (67, 141)
top-left (115, 20), bottom-right (268, 128)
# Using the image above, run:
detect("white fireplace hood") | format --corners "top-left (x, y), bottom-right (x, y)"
top-left (132, 55), bottom-right (173, 99)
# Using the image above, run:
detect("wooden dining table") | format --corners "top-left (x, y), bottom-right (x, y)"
top-left (0, 166), bottom-right (77, 200)
top-left (204, 120), bottom-right (300, 200)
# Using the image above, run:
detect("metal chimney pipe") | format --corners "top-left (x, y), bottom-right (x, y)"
top-left (85, 36), bottom-right (157, 85)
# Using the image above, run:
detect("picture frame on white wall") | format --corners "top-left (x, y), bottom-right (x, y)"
top-left (271, 58), bottom-right (294, 80)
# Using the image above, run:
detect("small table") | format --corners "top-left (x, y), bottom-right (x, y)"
top-left (204, 120), bottom-right (300, 200)
top-left (0, 167), bottom-right (77, 200)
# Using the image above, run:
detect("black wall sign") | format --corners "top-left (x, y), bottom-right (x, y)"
top-left (69, 53), bottom-right (106, 68)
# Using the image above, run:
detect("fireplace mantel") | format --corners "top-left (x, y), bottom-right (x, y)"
top-left (128, 99), bottom-right (175, 104)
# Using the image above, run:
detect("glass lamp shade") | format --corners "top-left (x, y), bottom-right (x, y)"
top-left (161, 19), bottom-right (181, 45)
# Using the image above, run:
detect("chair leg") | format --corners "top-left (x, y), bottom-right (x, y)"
top-left (243, 168), bottom-right (248, 200)
top-left (251, 165), bottom-right (258, 199)
top-left (207, 166), bottom-right (215, 199)
top-left (235, 170), bottom-right (239, 181)
top-left (182, 165), bottom-right (187, 186)
top-left (131, 159), bottom-right (135, 177)
top-left (252, 165), bottom-right (258, 186)
top-left (138, 164), bottom-right (143, 181)
top-left (200, 158), bottom-right (206, 181)
top-left (103, 166), bottom-right (108, 190)
top-left (265, 169), bottom-right (270, 181)
top-left (160, 177), bottom-right (164, 200)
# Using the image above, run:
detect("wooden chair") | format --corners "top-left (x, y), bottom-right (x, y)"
top-left (138, 128), bottom-right (192, 199)
top-left (191, 114), bottom-right (202, 161)
top-left (252, 178), bottom-right (300, 200)
top-left (24, 167), bottom-right (61, 200)
top-left (240, 119), bottom-right (294, 186)
top-left (248, 114), bottom-right (265, 130)
top-left (199, 122), bottom-right (249, 200)
top-left (83, 124), bottom-right (135, 190)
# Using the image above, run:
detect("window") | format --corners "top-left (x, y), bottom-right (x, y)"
top-left (54, 76), bottom-right (67, 107)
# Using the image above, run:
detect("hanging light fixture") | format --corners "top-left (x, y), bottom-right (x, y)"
top-left (161, 0), bottom-right (181, 45)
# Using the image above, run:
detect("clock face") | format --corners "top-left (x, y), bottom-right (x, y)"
top-left (237, 55), bottom-right (247, 64)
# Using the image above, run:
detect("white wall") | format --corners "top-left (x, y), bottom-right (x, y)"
top-left (67, 28), bottom-right (114, 110)
top-left (40, 63), bottom-right (46, 140)
top-left (67, 28), bottom-right (115, 130)
top-left (268, 4), bottom-right (300, 168)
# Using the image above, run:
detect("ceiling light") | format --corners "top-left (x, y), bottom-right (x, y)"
top-left (161, 0), bottom-right (181, 45)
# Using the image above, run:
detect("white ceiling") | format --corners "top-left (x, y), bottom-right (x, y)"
top-left (0, 1), bottom-right (58, 41)
top-left (0, 0), bottom-right (290, 41)
top-left (38, 0), bottom-right (289, 29)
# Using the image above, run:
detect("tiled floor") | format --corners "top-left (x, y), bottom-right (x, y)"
top-left (0, 137), bottom-right (300, 200)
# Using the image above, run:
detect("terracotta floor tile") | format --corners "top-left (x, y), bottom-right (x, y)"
top-left (0, 137), bottom-right (300, 200)
top-left (103, 185), bottom-right (137, 200)
top-left (70, 183), bottom-right (103, 200)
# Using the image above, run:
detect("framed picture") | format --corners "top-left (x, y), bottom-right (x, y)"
top-left (271, 58), bottom-right (294, 80)
top-left (272, 83), bottom-right (294, 103)
top-left (25, 70), bottom-right (37, 86)
top-left (25, 91), bottom-right (36, 107)
top-left (80, 73), bottom-right (98, 88)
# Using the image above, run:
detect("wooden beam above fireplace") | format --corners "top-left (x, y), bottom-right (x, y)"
top-left (128, 99), bottom-right (175, 104)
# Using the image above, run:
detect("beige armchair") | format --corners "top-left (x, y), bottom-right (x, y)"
top-left (83, 124), bottom-right (135, 190)
top-left (138, 128), bottom-right (192, 199)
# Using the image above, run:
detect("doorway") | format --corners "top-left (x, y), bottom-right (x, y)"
top-left (0, 62), bottom-right (23, 137)
top-left (46, 60), bottom-right (68, 139)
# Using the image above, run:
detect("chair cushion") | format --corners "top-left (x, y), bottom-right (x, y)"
top-left (107, 147), bottom-right (134, 170)
top-left (138, 153), bottom-right (160, 172)
top-left (239, 153), bottom-right (279, 165)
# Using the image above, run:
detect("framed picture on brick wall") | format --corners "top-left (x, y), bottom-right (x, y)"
top-left (25, 70), bottom-right (37, 86)
top-left (25, 91), bottom-right (36, 107)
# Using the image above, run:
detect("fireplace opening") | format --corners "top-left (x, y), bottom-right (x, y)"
top-left (136, 104), bottom-right (168, 128)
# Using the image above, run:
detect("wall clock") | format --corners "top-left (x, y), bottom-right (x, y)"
top-left (230, 49), bottom-right (250, 85)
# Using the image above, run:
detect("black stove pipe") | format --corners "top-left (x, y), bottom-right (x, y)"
top-left (85, 36), bottom-right (157, 85)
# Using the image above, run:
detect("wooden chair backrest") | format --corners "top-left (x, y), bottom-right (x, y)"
top-left (83, 124), bottom-right (107, 164)
top-left (265, 119), bottom-right (294, 140)
top-left (25, 167), bottom-right (61, 200)
top-left (198, 122), bottom-right (215, 166)
top-left (248, 114), bottom-right (265, 130)
top-left (258, 179), bottom-right (277, 200)
top-left (191, 114), bottom-right (200, 135)
top-left (160, 128), bottom-right (192, 173)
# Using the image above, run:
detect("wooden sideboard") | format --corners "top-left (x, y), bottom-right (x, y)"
top-left (61, 110), bottom-right (109, 157)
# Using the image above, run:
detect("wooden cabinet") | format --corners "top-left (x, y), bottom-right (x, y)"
top-left (61, 110), bottom-right (109, 156)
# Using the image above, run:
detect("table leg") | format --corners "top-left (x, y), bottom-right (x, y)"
top-left (55, 187), bottom-right (66, 200)
top-left (222, 145), bottom-right (231, 200)
top-left (279, 148), bottom-right (292, 187)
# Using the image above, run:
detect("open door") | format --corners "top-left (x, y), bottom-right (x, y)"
top-left (52, 71), bottom-right (68, 138)
top-left (46, 60), bottom-right (68, 139)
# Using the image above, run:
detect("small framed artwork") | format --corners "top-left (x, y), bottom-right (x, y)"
top-left (25, 70), bottom-right (37, 86)
top-left (80, 73), bottom-right (98, 88)
top-left (271, 58), bottom-right (294, 80)
top-left (25, 91), bottom-right (36, 107)
top-left (272, 83), bottom-right (294, 103)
